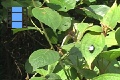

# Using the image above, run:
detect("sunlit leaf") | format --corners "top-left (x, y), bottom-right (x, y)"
top-left (117, 5), bottom-right (120, 23)
top-left (87, 25), bottom-right (102, 32)
top-left (93, 73), bottom-right (120, 80)
top-left (83, 5), bottom-right (109, 20)
top-left (32, 7), bottom-right (61, 31)
top-left (29, 49), bottom-right (60, 71)
top-left (105, 31), bottom-right (118, 47)
top-left (101, 1), bottom-right (119, 29)
top-left (58, 16), bottom-right (71, 31)
top-left (80, 32), bottom-right (105, 68)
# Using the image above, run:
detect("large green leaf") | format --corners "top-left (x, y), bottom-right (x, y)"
top-left (101, 1), bottom-right (119, 29)
top-left (29, 49), bottom-right (60, 71)
top-left (32, 7), bottom-right (61, 31)
top-left (115, 27), bottom-right (120, 46)
top-left (48, 0), bottom-right (76, 12)
top-left (58, 16), bottom-right (71, 31)
top-left (83, 5), bottom-right (109, 20)
top-left (105, 31), bottom-right (118, 47)
top-left (100, 48), bottom-right (120, 61)
top-left (80, 32), bottom-right (105, 68)
top-left (93, 73), bottom-right (120, 80)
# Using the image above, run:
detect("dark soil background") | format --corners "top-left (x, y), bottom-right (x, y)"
top-left (0, 23), bottom-right (50, 80)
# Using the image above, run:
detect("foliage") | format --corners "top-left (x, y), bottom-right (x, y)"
top-left (1, 0), bottom-right (120, 80)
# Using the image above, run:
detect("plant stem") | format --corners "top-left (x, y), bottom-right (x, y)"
top-left (32, 0), bottom-right (36, 7)
top-left (30, 18), bottom-right (44, 34)
top-left (59, 60), bottom-right (70, 80)
top-left (39, 21), bottom-right (54, 50)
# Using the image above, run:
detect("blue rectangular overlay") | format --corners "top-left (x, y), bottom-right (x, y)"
top-left (12, 7), bottom-right (22, 12)
top-left (12, 22), bottom-right (22, 28)
top-left (11, 7), bottom-right (22, 28)
top-left (12, 13), bottom-right (22, 21)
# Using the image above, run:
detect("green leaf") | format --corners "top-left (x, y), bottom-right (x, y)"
top-left (74, 23), bottom-right (90, 41)
top-left (98, 59), bottom-right (120, 74)
top-left (25, 60), bottom-right (34, 74)
top-left (45, 28), bottom-right (58, 44)
top-left (1, 1), bottom-right (22, 8)
top-left (30, 77), bottom-right (46, 80)
top-left (58, 16), bottom-right (71, 31)
top-left (48, 0), bottom-right (76, 12)
top-left (83, 5), bottom-right (109, 20)
top-left (36, 68), bottom-right (48, 76)
top-left (29, 49), bottom-right (60, 71)
top-left (75, 23), bottom-right (90, 33)
top-left (115, 27), bottom-right (120, 46)
top-left (117, 5), bottom-right (120, 23)
top-left (88, 0), bottom-right (96, 2)
top-left (56, 68), bottom-right (67, 80)
top-left (80, 69), bottom-right (97, 79)
top-left (93, 73), bottom-right (120, 80)
top-left (32, 7), bottom-right (61, 31)
top-left (48, 61), bottom-right (58, 74)
top-left (100, 48), bottom-right (120, 61)
top-left (18, 1), bottom-right (42, 7)
top-left (80, 32), bottom-right (105, 68)
top-left (62, 43), bottom-right (75, 51)
top-left (105, 31), bottom-right (118, 47)
top-left (68, 46), bottom-right (83, 66)
top-left (45, 73), bottom-right (61, 80)
top-left (67, 67), bottom-right (77, 80)
top-left (101, 1), bottom-right (119, 29)
top-left (87, 25), bottom-right (102, 32)
top-left (12, 27), bottom-right (37, 34)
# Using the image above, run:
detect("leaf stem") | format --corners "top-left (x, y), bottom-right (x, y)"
top-left (59, 60), bottom-right (70, 80)
top-left (32, 0), bottom-right (36, 7)
top-left (39, 21), bottom-right (54, 50)
top-left (30, 18), bottom-right (44, 34)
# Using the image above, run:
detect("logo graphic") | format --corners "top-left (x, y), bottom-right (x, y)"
top-left (7, 7), bottom-right (28, 28)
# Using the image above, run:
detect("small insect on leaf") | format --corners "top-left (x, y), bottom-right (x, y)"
top-left (88, 45), bottom-right (95, 53)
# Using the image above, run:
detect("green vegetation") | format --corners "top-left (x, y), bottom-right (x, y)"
top-left (1, 0), bottom-right (120, 80)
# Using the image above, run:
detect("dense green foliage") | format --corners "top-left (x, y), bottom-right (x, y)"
top-left (1, 0), bottom-right (120, 80)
